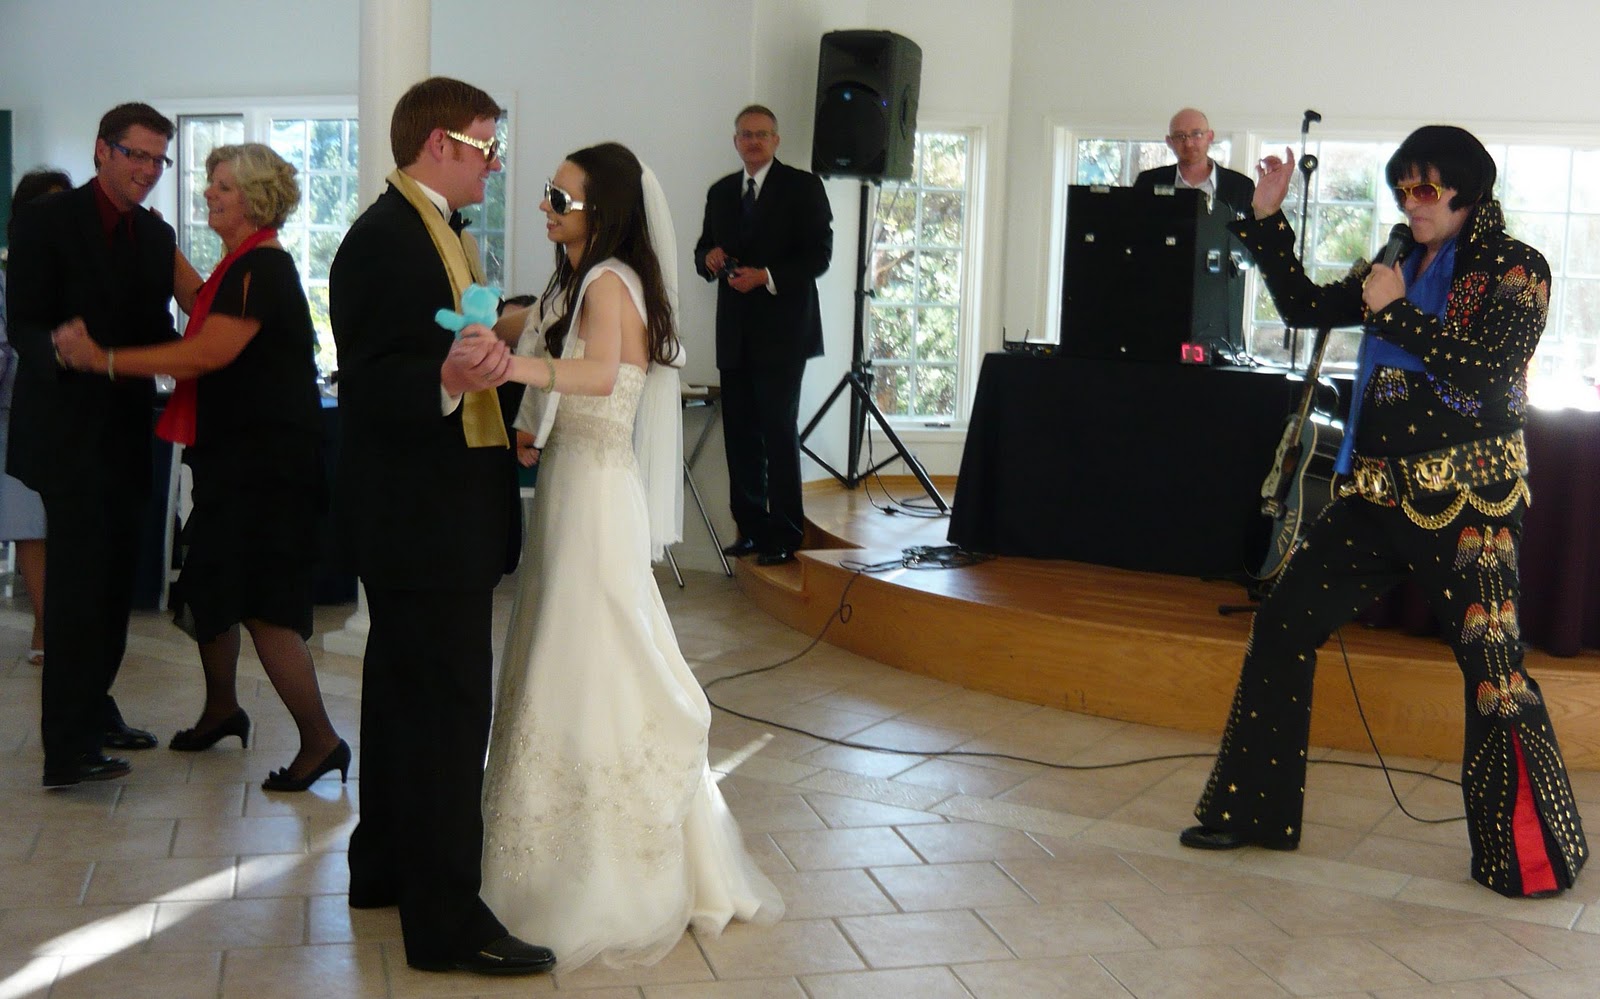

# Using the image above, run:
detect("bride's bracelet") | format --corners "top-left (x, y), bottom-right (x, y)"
top-left (540, 356), bottom-right (556, 394)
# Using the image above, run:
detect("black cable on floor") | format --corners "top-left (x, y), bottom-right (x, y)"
top-left (702, 557), bottom-right (1463, 801)
top-left (1333, 627), bottom-right (1466, 823)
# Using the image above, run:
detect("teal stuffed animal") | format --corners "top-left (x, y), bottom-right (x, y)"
top-left (434, 283), bottom-right (502, 337)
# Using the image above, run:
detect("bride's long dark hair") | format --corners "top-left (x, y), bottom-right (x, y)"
top-left (539, 142), bottom-right (677, 366)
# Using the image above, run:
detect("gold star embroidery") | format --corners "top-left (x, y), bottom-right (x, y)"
top-left (1227, 784), bottom-right (1238, 793)
top-left (1222, 811), bottom-right (1232, 820)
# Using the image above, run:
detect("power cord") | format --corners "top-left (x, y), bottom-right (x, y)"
top-left (703, 558), bottom-right (1464, 808)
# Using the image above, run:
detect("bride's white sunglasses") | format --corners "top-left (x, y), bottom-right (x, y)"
top-left (544, 181), bottom-right (589, 215)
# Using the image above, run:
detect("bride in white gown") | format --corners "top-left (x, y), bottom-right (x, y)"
top-left (479, 142), bottom-right (782, 972)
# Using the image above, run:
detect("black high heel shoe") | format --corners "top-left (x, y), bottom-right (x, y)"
top-left (262, 739), bottom-right (350, 792)
top-left (169, 709), bottom-right (251, 751)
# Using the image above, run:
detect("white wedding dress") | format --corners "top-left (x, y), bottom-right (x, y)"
top-left (481, 262), bottom-right (782, 972)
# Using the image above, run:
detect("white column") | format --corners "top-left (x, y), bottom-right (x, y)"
top-left (322, 0), bottom-right (431, 658)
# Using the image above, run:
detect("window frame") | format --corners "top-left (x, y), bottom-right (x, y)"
top-left (864, 115), bottom-right (996, 436)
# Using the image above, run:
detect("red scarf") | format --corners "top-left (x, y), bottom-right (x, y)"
top-left (156, 227), bottom-right (278, 445)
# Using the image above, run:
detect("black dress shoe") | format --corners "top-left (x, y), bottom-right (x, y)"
top-left (103, 722), bottom-right (158, 751)
top-left (756, 548), bottom-right (796, 566)
top-left (1179, 824), bottom-right (1297, 852)
top-left (43, 754), bottom-right (132, 788)
top-left (413, 935), bottom-right (556, 976)
top-left (720, 537), bottom-right (758, 557)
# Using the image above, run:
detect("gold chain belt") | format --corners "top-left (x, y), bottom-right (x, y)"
top-left (1339, 431), bottom-right (1531, 530)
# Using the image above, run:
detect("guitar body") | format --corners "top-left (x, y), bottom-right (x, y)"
top-left (1256, 413), bottom-right (1343, 582)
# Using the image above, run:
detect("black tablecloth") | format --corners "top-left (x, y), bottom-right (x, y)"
top-left (950, 352), bottom-right (1600, 656)
top-left (948, 352), bottom-right (1303, 577)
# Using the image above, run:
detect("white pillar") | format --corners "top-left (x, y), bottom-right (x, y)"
top-left (323, 0), bottom-right (431, 657)
top-left (356, 0), bottom-right (431, 207)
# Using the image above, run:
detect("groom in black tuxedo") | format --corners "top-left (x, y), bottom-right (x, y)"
top-left (695, 105), bottom-right (833, 566)
top-left (8, 102), bottom-right (176, 787)
top-left (329, 76), bottom-right (551, 977)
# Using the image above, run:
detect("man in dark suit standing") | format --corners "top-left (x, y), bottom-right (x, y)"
top-left (1133, 107), bottom-right (1256, 355)
top-left (329, 76), bottom-right (552, 978)
top-left (8, 103), bottom-right (176, 787)
top-left (695, 105), bottom-right (833, 566)
top-left (1132, 107), bottom-right (1255, 220)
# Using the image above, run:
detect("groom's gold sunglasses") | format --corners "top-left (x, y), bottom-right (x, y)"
top-left (445, 130), bottom-right (503, 163)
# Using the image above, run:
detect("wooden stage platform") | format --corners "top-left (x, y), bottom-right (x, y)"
top-left (735, 477), bottom-right (1600, 769)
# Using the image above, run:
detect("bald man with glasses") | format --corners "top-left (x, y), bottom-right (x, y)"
top-left (7, 102), bottom-right (180, 787)
top-left (1133, 107), bottom-right (1255, 220)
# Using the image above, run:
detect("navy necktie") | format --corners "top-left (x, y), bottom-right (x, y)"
top-left (741, 177), bottom-right (756, 220)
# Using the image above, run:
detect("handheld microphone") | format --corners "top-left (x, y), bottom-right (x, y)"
top-left (1377, 222), bottom-right (1414, 268)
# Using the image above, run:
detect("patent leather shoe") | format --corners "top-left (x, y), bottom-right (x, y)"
top-left (756, 548), bottom-right (796, 566)
top-left (1179, 824), bottom-right (1297, 852)
top-left (43, 754), bottom-right (132, 787)
top-left (103, 721), bottom-right (158, 751)
top-left (169, 709), bottom-right (251, 751)
top-left (720, 537), bottom-right (758, 557)
top-left (413, 935), bottom-right (556, 976)
top-left (262, 739), bottom-right (350, 792)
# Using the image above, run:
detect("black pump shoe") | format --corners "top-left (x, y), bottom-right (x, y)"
top-left (263, 739), bottom-right (351, 792)
top-left (169, 709), bottom-right (251, 752)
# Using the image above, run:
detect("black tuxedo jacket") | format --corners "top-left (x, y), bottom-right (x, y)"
top-left (328, 185), bottom-right (519, 591)
top-left (693, 159), bottom-right (833, 370)
top-left (4, 183), bottom-right (176, 494)
top-left (1133, 161), bottom-right (1256, 221)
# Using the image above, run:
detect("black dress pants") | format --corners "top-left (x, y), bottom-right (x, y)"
top-left (349, 586), bottom-right (505, 965)
top-left (39, 482), bottom-right (147, 770)
top-left (720, 360), bottom-right (806, 552)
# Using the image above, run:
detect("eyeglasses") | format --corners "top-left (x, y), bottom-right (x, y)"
top-left (543, 181), bottom-right (588, 215)
top-left (1167, 130), bottom-right (1209, 144)
top-left (445, 130), bottom-right (503, 163)
top-left (1393, 182), bottom-right (1446, 205)
top-left (736, 129), bottom-right (775, 142)
top-left (109, 141), bottom-right (173, 170)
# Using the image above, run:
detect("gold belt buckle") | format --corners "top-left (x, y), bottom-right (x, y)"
top-left (1411, 455), bottom-right (1457, 493)
top-left (1353, 461), bottom-right (1393, 504)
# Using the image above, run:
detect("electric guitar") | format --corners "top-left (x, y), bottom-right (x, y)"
top-left (1255, 327), bottom-right (1344, 583)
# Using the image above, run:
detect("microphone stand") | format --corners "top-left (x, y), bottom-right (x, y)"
top-left (1220, 109), bottom-right (1322, 616)
top-left (1283, 109), bottom-right (1320, 372)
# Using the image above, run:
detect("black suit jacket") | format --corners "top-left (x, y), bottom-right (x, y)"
top-left (328, 185), bottom-right (519, 591)
top-left (1133, 161), bottom-right (1256, 221)
top-left (4, 182), bottom-right (177, 495)
top-left (693, 159), bottom-right (833, 370)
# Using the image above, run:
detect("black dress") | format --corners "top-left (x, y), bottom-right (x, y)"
top-left (174, 246), bottom-right (324, 642)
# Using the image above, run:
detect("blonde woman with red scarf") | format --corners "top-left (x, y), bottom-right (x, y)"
top-left (54, 142), bottom-right (344, 792)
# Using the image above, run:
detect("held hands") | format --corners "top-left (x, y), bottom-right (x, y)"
top-left (441, 324), bottom-right (511, 395)
top-left (1252, 146), bottom-right (1296, 220)
top-left (1362, 261), bottom-right (1406, 315)
top-left (51, 317), bottom-right (105, 373)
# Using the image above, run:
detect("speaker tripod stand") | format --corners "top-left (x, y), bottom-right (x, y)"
top-left (798, 179), bottom-right (947, 512)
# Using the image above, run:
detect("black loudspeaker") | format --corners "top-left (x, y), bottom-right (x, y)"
top-left (1060, 185), bottom-right (1241, 363)
top-left (812, 30), bottom-right (921, 180)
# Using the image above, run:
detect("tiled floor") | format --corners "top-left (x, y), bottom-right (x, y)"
top-left (3, 569), bottom-right (1600, 998)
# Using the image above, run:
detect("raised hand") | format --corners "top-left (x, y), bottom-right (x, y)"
top-left (1252, 146), bottom-right (1296, 219)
